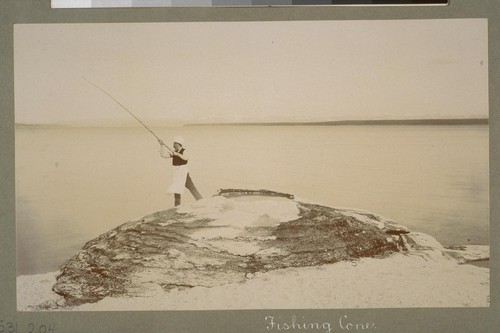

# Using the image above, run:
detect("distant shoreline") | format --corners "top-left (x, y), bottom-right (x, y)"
top-left (15, 118), bottom-right (489, 128)
top-left (186, 118), bottom-right (489, 127)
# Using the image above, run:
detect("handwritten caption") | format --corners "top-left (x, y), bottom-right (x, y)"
top-left (0, 320), bottom-right (56, 333)
top-left (265, 315), bottom-right (376, 332)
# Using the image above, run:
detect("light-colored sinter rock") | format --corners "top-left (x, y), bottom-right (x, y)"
top-left (50, 190), bottom-right (484, 306)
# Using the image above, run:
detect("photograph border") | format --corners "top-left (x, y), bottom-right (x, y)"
top-left (1, 1), bottom-right (498, 332)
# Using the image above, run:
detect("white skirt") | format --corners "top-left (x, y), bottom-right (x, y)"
top-left (167, 165), bottom-right (189, 194)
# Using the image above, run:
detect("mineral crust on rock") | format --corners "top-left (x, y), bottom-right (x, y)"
top-left (52, 190), bottom-right (423, 305)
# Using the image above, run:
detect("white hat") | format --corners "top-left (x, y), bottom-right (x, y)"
top-left (173, 136), bottom-right (184, 146)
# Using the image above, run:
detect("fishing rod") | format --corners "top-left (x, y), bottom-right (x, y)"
top-left (82, 76), bottom-right (174, 153)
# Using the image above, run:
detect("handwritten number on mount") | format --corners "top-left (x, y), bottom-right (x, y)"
top-left (0, 321), bottom-right (56, 333)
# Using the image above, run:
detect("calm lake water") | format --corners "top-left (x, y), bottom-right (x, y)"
top-left (15, 125), bottom-right (489, 276)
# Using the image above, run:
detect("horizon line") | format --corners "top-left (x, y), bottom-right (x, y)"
top-left (186, 118), bottom-right (489, 127)
top-left (15, 117), bottom-right (489, 128)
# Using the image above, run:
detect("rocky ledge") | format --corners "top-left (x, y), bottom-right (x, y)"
top-left (51, 189), bottom-right (488, 306)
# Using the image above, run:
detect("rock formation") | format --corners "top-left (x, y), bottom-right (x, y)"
top-left (50, 189), bottom-right (480, 306)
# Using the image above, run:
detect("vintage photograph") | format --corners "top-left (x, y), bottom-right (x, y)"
top-left (14, 19), bottom-right (489, 311)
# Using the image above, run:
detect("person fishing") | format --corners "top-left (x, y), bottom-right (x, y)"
top-left (82, 77), bottom-right (203, 206)
top-left (158, 136), bottom-right (203, 206)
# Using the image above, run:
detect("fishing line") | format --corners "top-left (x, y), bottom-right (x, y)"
top-left (82, 76), bottom-right (173, 152)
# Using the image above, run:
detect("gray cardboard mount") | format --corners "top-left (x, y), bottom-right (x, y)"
top-left (1, 1), bottom-right (498, 332)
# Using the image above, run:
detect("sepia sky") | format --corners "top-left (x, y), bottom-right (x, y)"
top-left (14, 19), bottom-right (488, 126)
